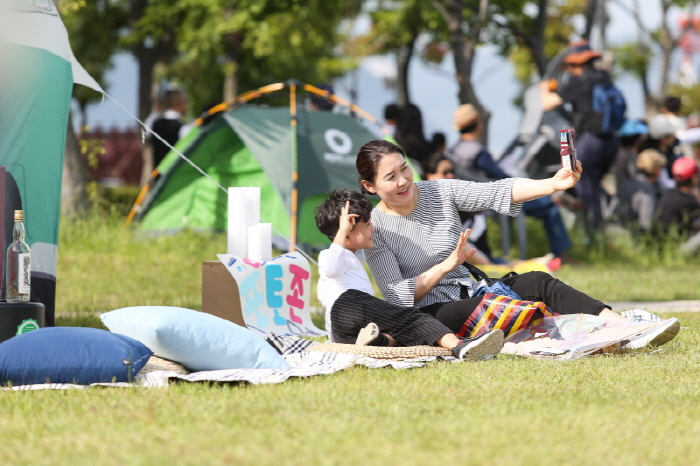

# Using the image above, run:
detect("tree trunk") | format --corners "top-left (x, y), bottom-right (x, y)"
top-left (655, 1), bottom-right (688, 106)
top-left (396, 36), bottom-right (416, 106)
top-left (442, 0), bottom-right (491, 142)
top-left (531, 0), bottom-right (548, 78)
top-left (61, 115), bottom-right (89, 217)
top-left (223, 32), bottom-right (242, 102)
top-left (583, 0), bottom-right (598, 43)
top-left (128, 0), bottom-right (177, 182)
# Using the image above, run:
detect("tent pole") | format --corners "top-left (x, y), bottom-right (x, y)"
top-left (289, 83), bottom-right (298, 252)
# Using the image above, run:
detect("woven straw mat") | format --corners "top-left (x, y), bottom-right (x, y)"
top-left (138, 356), bottom-right (190, 375)
top-left (308, 343), bottom-right (452, 360)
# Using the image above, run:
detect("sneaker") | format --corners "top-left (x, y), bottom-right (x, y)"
top-left (452, 329), bottom-right (504, 362)
top-left (621, 309), bottom-right (663, 324)
top-left (355, 322), bottom-right (380, 346)
top-left (621, 318), bottom-right (681, 350)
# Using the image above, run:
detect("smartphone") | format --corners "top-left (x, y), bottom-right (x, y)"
top-left (559, 129), bottom-right (577, 171)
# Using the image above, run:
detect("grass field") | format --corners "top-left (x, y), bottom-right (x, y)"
top-left (3, 211), bottom-right (699, 465)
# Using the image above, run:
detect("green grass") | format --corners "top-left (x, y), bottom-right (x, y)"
top-left (2, 313), bottom-right (699, 465)
top-left (7, 210), bottom-right (697, 465)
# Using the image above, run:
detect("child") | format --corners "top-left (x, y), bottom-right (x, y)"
top-left (315, 188), bottom-right (504, 361)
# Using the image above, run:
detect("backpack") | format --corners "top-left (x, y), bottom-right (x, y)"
top-left (592, 82), bottom-right (627, 133)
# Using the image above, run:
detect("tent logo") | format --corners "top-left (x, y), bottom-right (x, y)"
top-left (323, 129), bottom-right (355, 165)
top-left (13, 0), bottom-right (59, 15)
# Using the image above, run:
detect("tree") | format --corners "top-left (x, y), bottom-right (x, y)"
top-left (121, 0), bottom-right (179, 122)
top-left (61, 0), bottom-right (127, 128)
top-left (419, 0), bottom-right (497, 141)
top-left (128, 0), bottom-right (363, 116)
top-left (489, 0), bottom-right (584, 85)
top-left (58, 0), bottom-right (127, 216)
top-left (612, 0), bottom-right (700, 115)
top-left (353, 0), bottom-right (446, 105)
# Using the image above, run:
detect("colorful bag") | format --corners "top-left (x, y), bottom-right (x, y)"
top-left (457, 293), bottom-right (557, 339)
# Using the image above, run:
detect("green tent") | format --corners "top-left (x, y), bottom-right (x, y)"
top-left (132, 84), bottom-right (382, 246)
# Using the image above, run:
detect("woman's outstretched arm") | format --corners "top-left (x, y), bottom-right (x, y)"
top-left (510, 161), bottom-right (582, 203)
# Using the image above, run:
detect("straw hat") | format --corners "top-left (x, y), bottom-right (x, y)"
top-left (453, 104), bottom-right (480, 130)
top-left (635, 149), bottom-right (667, 173)
top-left (562, 40), bottom-right (602, 66)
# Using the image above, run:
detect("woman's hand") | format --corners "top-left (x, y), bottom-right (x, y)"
top-left (414, 229), bottom-right (476, 301)
top-left (443, 229), bottom-right (477, 272)
top-left (552, 160), bottom-right (582, 191)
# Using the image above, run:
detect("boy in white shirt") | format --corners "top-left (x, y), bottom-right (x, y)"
top-left (315, 188), bottom-right (503, 361)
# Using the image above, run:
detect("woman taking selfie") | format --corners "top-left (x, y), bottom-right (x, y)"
top-left (356, 140), bottom-right (679, 349)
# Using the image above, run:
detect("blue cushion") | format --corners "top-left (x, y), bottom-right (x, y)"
top-left (100, 306), bottom-right (290, 371)
top-left (0, 327), bottom-right (153, 386)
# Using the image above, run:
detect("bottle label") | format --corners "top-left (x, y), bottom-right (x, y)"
top-left (17, 253), bottom-right (30, 294)
top-left (16, 319), bottom-right (40, 336)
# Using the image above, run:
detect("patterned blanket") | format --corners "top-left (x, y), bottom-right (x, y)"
top-left (1, 317), bottom-right (662, 390)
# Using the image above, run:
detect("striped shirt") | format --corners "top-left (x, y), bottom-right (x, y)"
top-left (365, 178), bottom-right (522, 308)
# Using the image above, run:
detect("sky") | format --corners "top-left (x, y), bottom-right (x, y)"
top-left (83, 0), bottom-right (685, 156)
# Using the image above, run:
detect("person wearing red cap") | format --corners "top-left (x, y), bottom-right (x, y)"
top-left (540, 40), bottom-right (622, 233)
top-left (656, 157), bottom-right (700, 253)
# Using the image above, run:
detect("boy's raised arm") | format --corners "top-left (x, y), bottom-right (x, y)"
top-left (333, 201), bottom-right (358, 247)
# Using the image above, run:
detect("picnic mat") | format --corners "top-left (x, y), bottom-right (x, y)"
top-left (501, 314), bottom-right (658, 359)
top-left (1, 317), bottom-right (665, 390)
top-left (307, 343), bottom-right (451, 360)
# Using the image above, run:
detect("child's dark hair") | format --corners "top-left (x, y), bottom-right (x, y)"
top-left (315, 188), bottom-right (373, 241)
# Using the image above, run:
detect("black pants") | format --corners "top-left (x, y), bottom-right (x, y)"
top-left (420, 271), bottom-right (611, 334)
top-left (330, 289), bottom-right (453, 346)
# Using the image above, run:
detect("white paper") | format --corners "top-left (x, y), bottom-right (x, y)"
top-left (247, 223), bottom-right (272, 262)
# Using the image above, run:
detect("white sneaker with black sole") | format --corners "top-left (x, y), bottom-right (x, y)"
top-left (355, 322), bottom-right (380, 346)
top-left (621, 317), bottom-right (681, 350)
top-left (452, 329), bottom-right (504, 362)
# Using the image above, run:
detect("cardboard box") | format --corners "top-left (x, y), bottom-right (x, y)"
top-left (201, 261), bottom-right (245, 327)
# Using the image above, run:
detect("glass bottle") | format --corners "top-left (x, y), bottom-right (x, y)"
top-left (6, 210), bottom-right (31, 303)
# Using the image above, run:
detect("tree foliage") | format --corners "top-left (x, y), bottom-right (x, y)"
top-left (59, 0), bottom-right (128, 127)
top-left (352, 0), bottom-right (446, 105)
top-left (611, 0), bottom-right (700, 115)
top-left (126, 0), bottom-right (363, 114)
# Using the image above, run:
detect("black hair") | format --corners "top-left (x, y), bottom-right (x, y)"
top-left (676, 178), bottom-right (695, 188)
top-left (394, 103), bottom-right (432, 164)
top-left (356, 140), bottom-right (406, 195)
top-left (620, 134), bottom-right (644, 149)
top-left (163, 89), bottom-right (186, 109)
top-left (663, 96), bottom-right (682, 114)
top-left (315, 188), bottom-right (373, 241)
top-left (431, 132), bottom-right (446, 149)
top-left (422, 153), bottom-right (452, 177)
top-left (310, 83), bottom-right (334, 111)
top-left (384, 103), bottom-right (400, 121)
top-left (459, 122), bottom-right (478, 134)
